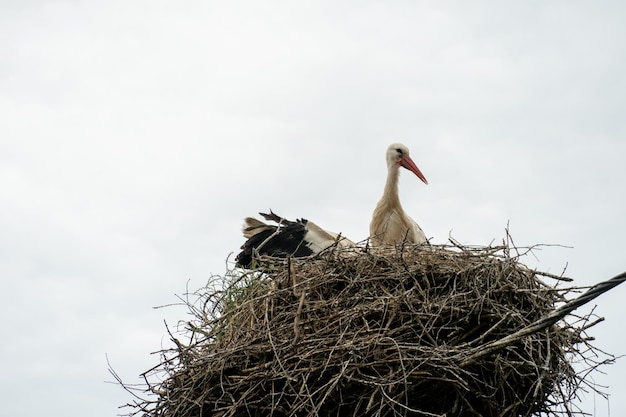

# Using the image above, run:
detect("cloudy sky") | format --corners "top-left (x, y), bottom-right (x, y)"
top-left (1, 1), bottom-right (625, 416)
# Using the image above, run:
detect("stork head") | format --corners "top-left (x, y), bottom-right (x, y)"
top-left (386, 143), bottom-right (428, 185)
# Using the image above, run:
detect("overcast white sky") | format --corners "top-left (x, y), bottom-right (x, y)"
top-left (1, 1), bottom-right (625, 416)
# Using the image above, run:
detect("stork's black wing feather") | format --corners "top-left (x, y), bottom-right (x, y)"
top-left (236, 213), bottom-right (314, 268)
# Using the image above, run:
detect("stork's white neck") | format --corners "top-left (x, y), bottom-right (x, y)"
top-left (378, 163), bottom-right (402, 209)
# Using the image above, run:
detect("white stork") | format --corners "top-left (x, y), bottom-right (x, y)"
top-left (235, 211), bottom-right (353, 268)
top-left (369, 143), bottom-right (428, 246)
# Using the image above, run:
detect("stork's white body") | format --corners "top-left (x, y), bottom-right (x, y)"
top-left (369, 143), bottom-right (428, 246)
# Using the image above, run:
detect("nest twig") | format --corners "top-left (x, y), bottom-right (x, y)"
top-left (115, 242), bottom-right (620, 417)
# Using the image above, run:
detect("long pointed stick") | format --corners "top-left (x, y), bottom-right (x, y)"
top-left (459, 270), bottom-right (626, 367)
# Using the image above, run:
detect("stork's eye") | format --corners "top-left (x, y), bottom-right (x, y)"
top-left (396, 148), bottom-right (403, 156)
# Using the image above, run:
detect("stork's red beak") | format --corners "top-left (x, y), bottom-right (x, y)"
top-left (400, 155), bottom-right (428, 185)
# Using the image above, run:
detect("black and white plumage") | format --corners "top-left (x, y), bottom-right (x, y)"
top-left (236, 143), bottom-right (428, 268)
top-left (235, 211), bottom-right (354, 268)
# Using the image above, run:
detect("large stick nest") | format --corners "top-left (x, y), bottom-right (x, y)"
top-left (120, 242), bottom-right (614, 417)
